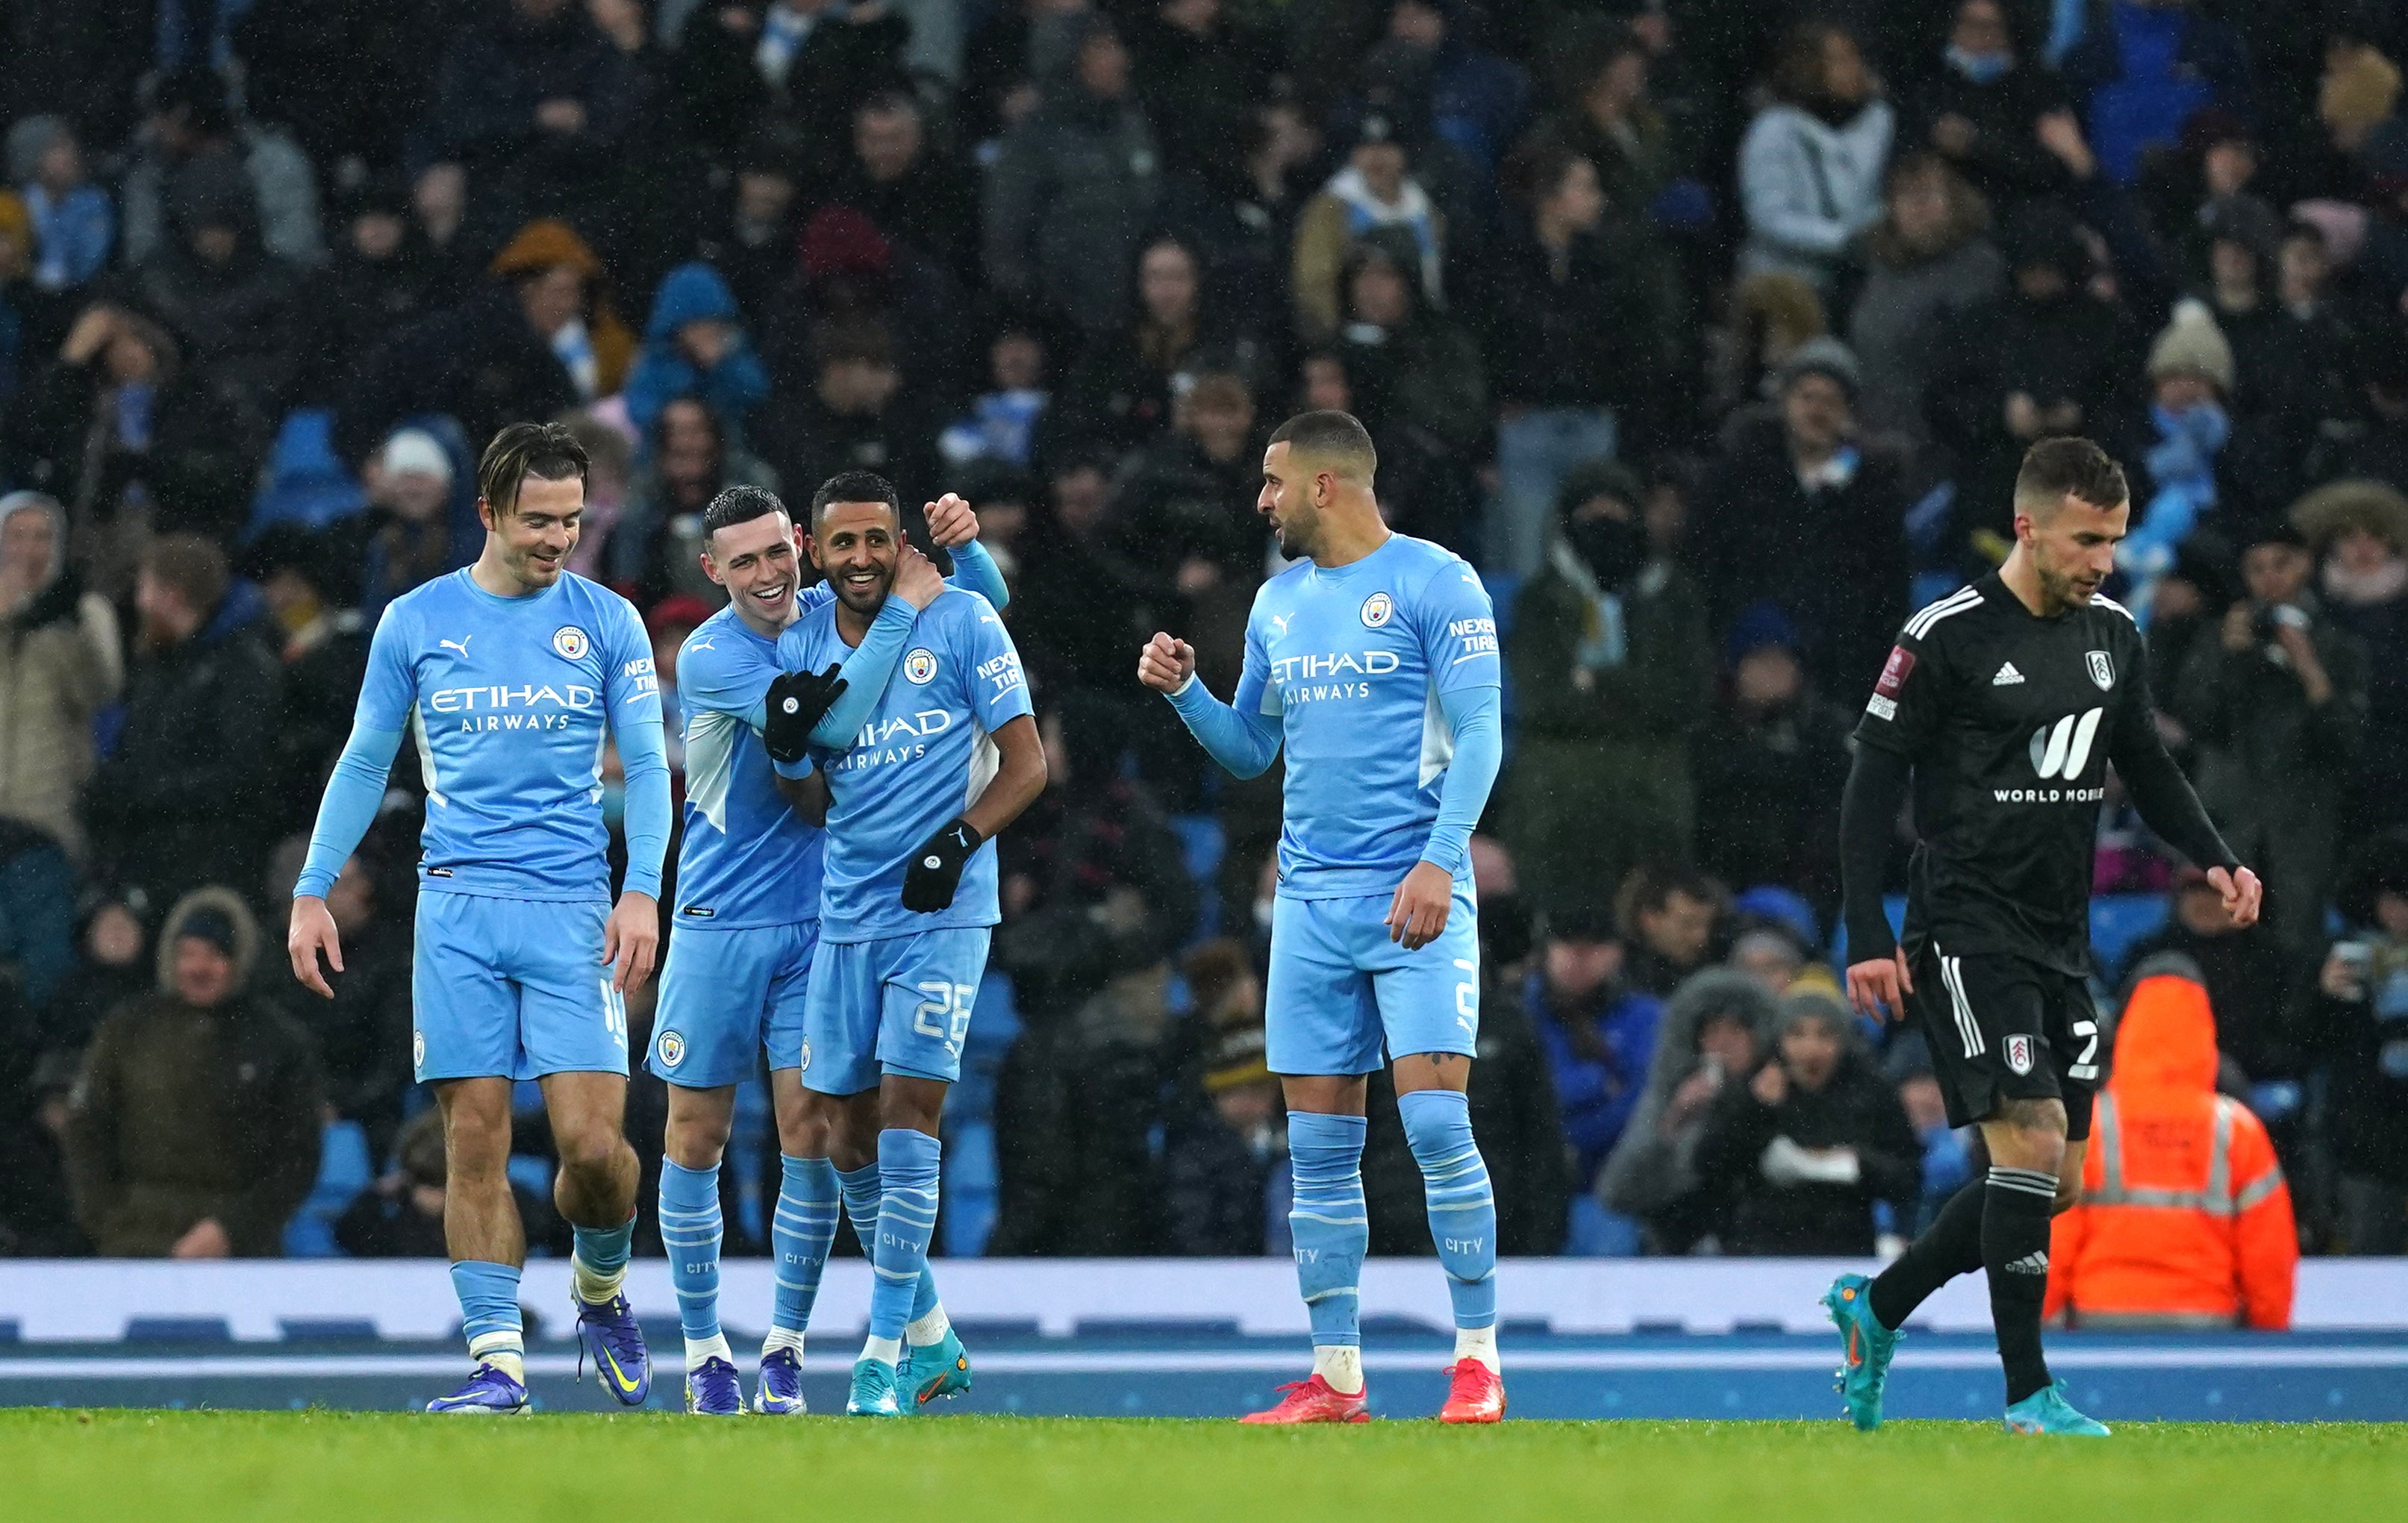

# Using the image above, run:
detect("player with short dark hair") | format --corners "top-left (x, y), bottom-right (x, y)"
top-left (1827, 437), bottom-right (2263, 1436)
top-left (287, 421), bottom-right (673, 1414)
top-left (775, 476), bottom-right (1047, 1416)
top-left (648, 478), bottom-right (1007, 1414)
top-left (1136, 410), bottom-right (1509, 1424)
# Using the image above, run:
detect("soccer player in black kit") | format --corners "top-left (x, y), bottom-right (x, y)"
top-left (1824, 438), bottom-right (2264, 1436)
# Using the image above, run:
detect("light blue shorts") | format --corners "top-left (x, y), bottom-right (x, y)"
top-left (648, 919), bottom-right (820, 1088)
top-left (1264, 884), bottom-right (1481, 1077)
top-left (800, 928), bottom-right (992, 1095)
top-left (412, 892), bottom-right (626, 1083)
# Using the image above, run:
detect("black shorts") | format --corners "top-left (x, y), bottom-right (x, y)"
top-left (1908, 943), bottom-right (2100, 1142)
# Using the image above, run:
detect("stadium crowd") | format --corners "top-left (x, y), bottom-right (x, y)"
top-left (0, 1), bottom-right (2401, 1313)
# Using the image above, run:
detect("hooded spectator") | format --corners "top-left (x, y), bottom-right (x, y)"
top-left (86, 537), bottom-right (284, 908)
top-left (1505, 459), bottom-right (1711, 926)
top-left (624, 262), bottom-right (770, 442)
top-left (0, 492), bottom-right (121, 860)
top-left (984, 14), bottom-right (1165, 334)
top-left (1699, 337), bottom-right (1909, 697)
top-left (4, 115), bottom-right (113, 292)
top-left (1293, 113), bottom-right (1448, 343)
top-left (127, 152), bottom-right (306, 436)
top-left (2047, 956), bottom-right (2296, 1329)
top-left (116, 65), bottom-right (320, 270)
top-left (62, 887), bottom-right (324, 1257)
top-left (1600, 968), bottom-right (1777, 1253)
top-left (1845, 151), bottom-right (2004, 443)
top-left (38, 895), bottom-right (151, 1057)
top-left (296, 174), bottom-right (440, 407)
top-left (1694, 985), bottom-right (1920, 1255)
top-left (1737, 23), bottom-right (1894, 293)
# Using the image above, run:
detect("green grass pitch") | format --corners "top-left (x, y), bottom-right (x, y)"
top-left (7, 1411), bottom-right (2402, 1522)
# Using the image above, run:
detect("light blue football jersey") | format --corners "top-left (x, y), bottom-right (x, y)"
top-left (672, 600), bottom-right (825, 930)
top-left (355, 568), bottom-right (661, 901)
top-left (778, 587), bottom-right (1033, 943)
top-left (1235, 534), bottom-right (1500, 898)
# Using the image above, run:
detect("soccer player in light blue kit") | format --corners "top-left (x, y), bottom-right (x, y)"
top-left (650, 483), bottom-right (1007, 1415)
top-left (287, 423), bottom-right (671, 1414)
top-left (775, 471), bottom-right (1047, 1417)
top-left (1137, 410), bottom-right (1508, 1423)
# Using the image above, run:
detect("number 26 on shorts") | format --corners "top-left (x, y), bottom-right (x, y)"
top-left (914, 982), bottom-right (976, 1055)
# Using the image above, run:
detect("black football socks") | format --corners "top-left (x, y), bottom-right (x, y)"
top-left (1983, 1166), bottom-right (2059, 1405)
top-left (1868, 1178), bottom-right (1985, 1331)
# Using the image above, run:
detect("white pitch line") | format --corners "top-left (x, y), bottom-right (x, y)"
top-left (2, 1347), bottom-right (2404, 1380)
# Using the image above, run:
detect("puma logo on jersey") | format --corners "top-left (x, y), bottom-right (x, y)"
top-left (439, 637), bottom-right (472, 656)
top-left (1991, 661), bottom-right (2024, 685)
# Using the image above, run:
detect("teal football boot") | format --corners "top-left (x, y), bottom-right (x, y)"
top-left (903, 1327), bottom-right (973, 1408)
top-left (1822, 1272), bottom-right (1903, 1431)
top-left (2004, 1380), bottom-right (2111, 1436)
top-left (844, 1356), bottom-right (902, 1417)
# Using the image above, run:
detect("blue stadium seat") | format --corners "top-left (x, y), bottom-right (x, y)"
top-left (281, 1119), bottom-right (375, 1258)
top-left (2090, 893), bottom-right (2171, 981)
top-left (1167, 814), bottom-right (1225, 940)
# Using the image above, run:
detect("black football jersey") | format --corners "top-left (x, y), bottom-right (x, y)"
top-left (1852, 573), bottom-right (2155, 975)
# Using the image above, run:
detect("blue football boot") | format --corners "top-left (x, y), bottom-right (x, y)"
top-left (684, 1355), bottom-right (743, 1416)
top-left (1823, 1272), bottom-right (1902, 1432)
top-left (844, 1357), bottom-right (902, 1417)
top-left (426, 1363), bottom-right (529, 1415)
top-left (2004, 1380), bottom-right (2111, 1436)
top-left (754, 1348), bottom-right (808, 1415)
top-left (902, 1328), bottom-right (973, 1408)
top-left (575, 1292), bottom-right (652, 1407)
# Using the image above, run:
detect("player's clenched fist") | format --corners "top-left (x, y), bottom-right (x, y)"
top-left (923, 492), bottom-right (979, 548)
top-left (1137, 631), bottom-right (1196, 693)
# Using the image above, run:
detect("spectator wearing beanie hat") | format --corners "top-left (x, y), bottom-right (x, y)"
top-left (1692, 984), bottom-right (1920, 1255)
top-left (1700, 334), bottom-right (1909, 699)
top-left (2112, 300), bottom-right (2239, 620)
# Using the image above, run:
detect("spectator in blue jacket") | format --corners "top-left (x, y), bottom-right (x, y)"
top-left (4, 116), bottom-right (111, 293)
top-left (623, 260), bottom-right (770, 442)
top-left (1528, 910), bottom-right (1664, 1194)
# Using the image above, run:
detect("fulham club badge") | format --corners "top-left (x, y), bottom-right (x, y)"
top-left (2005, 1033), bottom-right (2037, 1075)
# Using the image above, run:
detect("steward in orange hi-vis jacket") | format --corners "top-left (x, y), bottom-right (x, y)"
top-left (2044, 955), bottom-right (2298, 1330)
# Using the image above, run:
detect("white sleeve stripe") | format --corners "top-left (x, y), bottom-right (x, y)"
top-left (1904, 586), bottom-right (1983, 639)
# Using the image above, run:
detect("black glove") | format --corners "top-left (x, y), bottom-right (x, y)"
top-left (763, 664), bottom-right (847, 764)
top-left (902, 817), bottom-right (982, 913)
